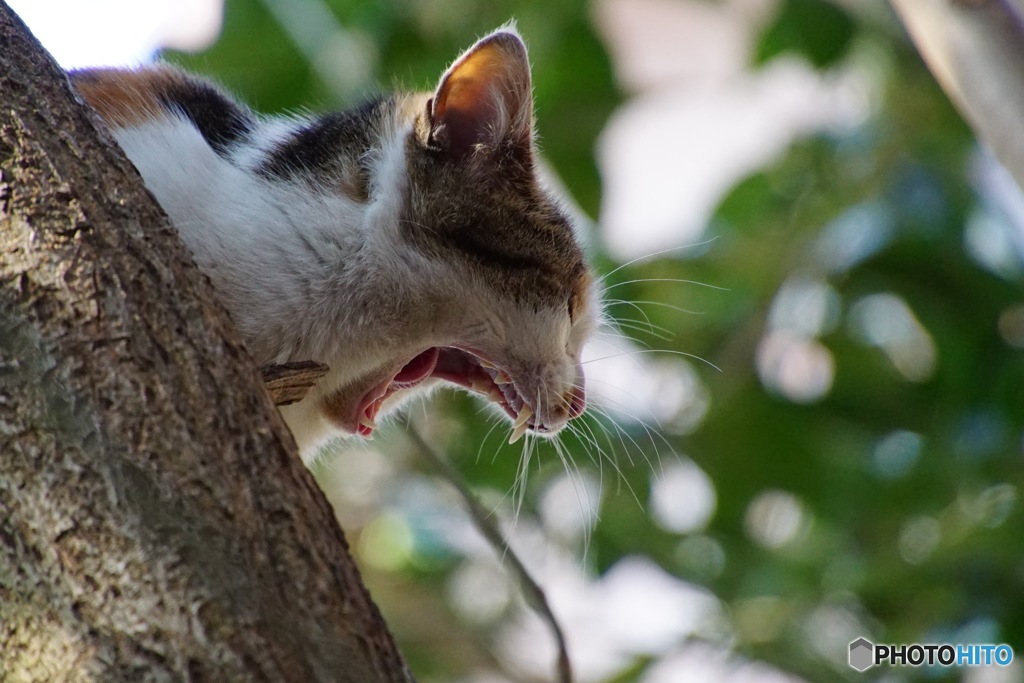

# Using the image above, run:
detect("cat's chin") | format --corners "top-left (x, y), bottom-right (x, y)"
top-left (323, 346), bottom-right (584, 443)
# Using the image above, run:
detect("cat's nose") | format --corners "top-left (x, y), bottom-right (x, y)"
top-left (534, 384), bottom-right (584, 434)
top-left (565, 383), bottom-right (586, 419)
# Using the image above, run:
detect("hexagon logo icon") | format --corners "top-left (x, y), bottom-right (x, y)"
top-left (849, 637), bottom-right (874, 671)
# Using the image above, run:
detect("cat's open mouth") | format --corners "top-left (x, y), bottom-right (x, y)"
top-left (354, 347), bottom-right (540, 442)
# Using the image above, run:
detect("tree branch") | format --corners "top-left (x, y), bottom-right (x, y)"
top-left (890, 0), bottom-right (1024, 191)
top-left (407, 425), bottom-right (574, 683)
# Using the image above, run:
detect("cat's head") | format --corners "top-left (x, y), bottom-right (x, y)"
top-left (317, 26), bottom-right (598, 444)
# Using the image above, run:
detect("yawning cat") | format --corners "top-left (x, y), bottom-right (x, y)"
top-left (73, 26), bottom-right (597, 457)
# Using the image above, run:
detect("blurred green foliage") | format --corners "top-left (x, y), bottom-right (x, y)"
top-left (168, 1), bottom-right (1024, 681)
top-left (755, 0), bottom-right (855, 68)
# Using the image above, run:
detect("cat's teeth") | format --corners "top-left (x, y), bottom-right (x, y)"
top-left (493, 370), bottom-right (512, 385)
top-left (513, 404), bottom-right (533, 429)
top-left (471, 376), bottom-right (505, 403)
top-left (359, 412), bottom-right (377, 432)
top-left (508, 405), bottom-right (533, 444)
top-left (508, 420), bottom-right (529, 445)
top-left (479, 359), bottom-right (495, 369)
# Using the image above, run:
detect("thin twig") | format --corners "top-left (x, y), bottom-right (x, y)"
top-left (407, 424), bottom-right (574, 683)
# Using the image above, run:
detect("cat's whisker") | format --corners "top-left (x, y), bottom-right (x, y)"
top-left (581, 375), bottom-right (665, 424)
top-left (598, 296), bottom-right (688, 339)
top-left (600, 297), bottom-right (661, 332)
top-left (571, 412), bottom-right (644, 509)
top-left (510, 432), bottom-right (536, 527)
top-left (584, 405), bottom-right (645, 471)
top-left (598, 236), bottom-right (720, 281)
top-left (576, 423), bottom-right (629, 510)
top-left (598, 274), bottom-right (729, 294)
top-left (551, 381), bottom-right (632, 469)
top-left (601, 319), bottom-right (673, 343)
top-left (603, 277), bottom-right (728, 293)
top-left (582, 347), bottom-right (722, 373)
top-left (599, 404), bottom-right (671, 483)
top-left (565, 379), bottom-right (672, 479)
top-left (563, 418), bottom-right (611, 490)
top-left (595, 327), bottom-right (657, 348)
top-left (580, 378), bottom-right (676, 462)
top-left (583, 336), bottom-right (656, 375)
top-left (550, 432), bottom-right (598, 556)
top-left (474, 413), bottom-right (506, 466)
top-left (604, 297), bottom-right (707, 317)
top-left (533, 380), bottom-right (601, 552)
top-left (507, 384), bottom-right (555, 525)
top-left (593, 322), bottom-right (645, 342)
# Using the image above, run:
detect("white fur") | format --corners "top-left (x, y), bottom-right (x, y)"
top-left (114, 112), bottom-right (403, 365)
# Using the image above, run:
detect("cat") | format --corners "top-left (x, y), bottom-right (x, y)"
top-left (72, 25), bottom-right (598, 458)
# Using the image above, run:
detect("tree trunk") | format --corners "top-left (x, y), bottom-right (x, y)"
top-left (0, 4), bottom-right (413, 682)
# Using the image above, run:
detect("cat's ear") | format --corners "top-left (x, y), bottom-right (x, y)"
top-left (426, 28), bottom-right (534, 164)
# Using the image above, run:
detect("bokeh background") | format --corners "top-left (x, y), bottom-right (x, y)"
top-left (14, 0), bottom-right (1024, 681)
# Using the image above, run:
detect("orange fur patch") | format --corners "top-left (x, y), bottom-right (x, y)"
top-left (73, 66), bottom-right (188, 126)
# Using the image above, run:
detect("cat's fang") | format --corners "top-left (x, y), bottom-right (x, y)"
top-left (359, 401), bottom-right (380, 435)
top-left (508, 405), bottom-right (533, 444)
top-left (492, 370), bottom-right (512, 385)
top-left (508, 419), bottom-right (530, 445)
top-left (513, 404), bottom-right (533, 430)
top-left (359, 413), bottom-right (377, 433)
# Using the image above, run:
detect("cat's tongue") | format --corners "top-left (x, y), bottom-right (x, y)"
top-left (357, 347), bottom-right (439, 437)
top-left (393, 347), bottom-right (440, 386)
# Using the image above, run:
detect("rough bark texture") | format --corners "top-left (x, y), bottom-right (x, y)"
top-left (0, 4), bottom-right (414, 682)
top-left (891, 0), bottom-right (1024, 192)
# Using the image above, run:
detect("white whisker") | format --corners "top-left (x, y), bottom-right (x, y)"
top-left (583, 347), bottom-right (722, 372)
top-left (604, 277), bottom-right (729, 292)
top-left (605, 298), bottom-right (706, 317)
top-left (598, 236), bottom-right (720, 281)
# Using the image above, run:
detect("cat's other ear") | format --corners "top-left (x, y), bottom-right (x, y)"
top-left (426, 28), bottom-right (534, 164)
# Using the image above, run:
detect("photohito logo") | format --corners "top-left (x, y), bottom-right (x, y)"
top-left (849, 637), bottom-right (1014, 671)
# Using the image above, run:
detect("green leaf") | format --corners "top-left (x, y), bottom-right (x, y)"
top-left (755, 0), bottom-right (856, 68)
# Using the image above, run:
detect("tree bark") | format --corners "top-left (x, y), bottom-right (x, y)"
top-left (0, 4), bottom-right (413, 682)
